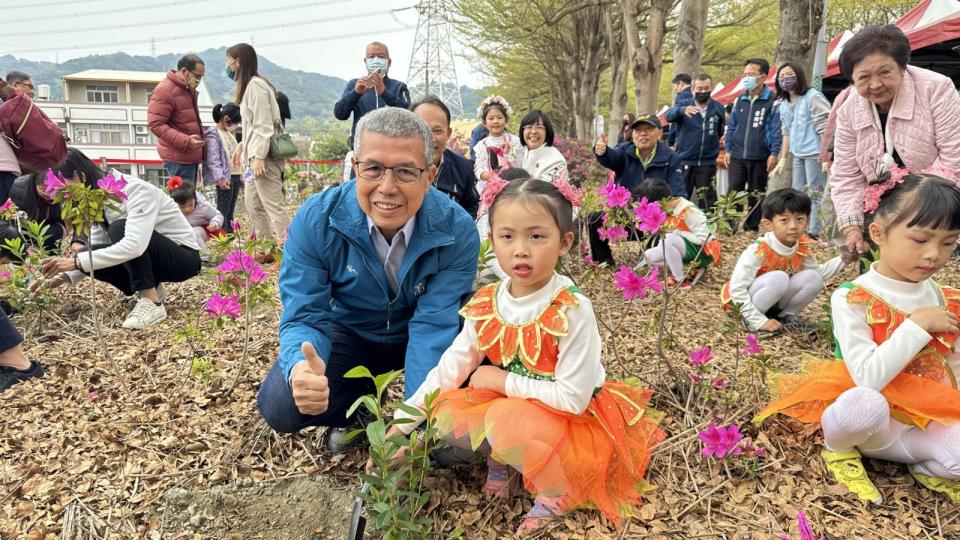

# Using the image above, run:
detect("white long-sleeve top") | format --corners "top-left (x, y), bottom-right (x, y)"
top-left (473, 133), bottom-right (521, 193)
top-left (668, 198), bottom-right (710, 245)
top-left (519, 144), bottom-right (568, 182)
top-left (395, 273), bottom-right (605, 434)
top-left (832, 264), bottom-right (958, 391)
top-left (729, 231), bottom-right (845, 329)
top-left (68, 171), bottom-right (200, 283)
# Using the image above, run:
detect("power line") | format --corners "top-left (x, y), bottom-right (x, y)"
top-left (256, 26), bottom-right (412, 48)
top-left (13, 0), bottom-right (215, 24)
top-left (7, 6), bottom-right (416, 56)
top-left (6, 0), bottom-right (123, 10)
top-left (4, 0), bottom-right (354, 38)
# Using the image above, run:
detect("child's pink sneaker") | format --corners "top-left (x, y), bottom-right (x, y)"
top-left (515, 495), bottom-right (565, 535)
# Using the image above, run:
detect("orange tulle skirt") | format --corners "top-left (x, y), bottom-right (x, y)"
top-left (431, 382), bottom-right (665, 523)
top-left (755, 359), bottom-right (960, 429)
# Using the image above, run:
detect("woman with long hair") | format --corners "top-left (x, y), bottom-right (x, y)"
top-left (226, 43), bottom-right (290, 252)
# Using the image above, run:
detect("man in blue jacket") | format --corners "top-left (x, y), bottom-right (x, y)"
top-left (589, 114), bottom-right (685, 265)
top-left (721, 58), bottom-right (781, 231)
top-left (667, 73), bottom-right (692, 147)
top-left (333, 42), bottom-right (411, 149)
top-left (412, 96), bottom-right (480, 218)
top-left (665, 74), bottom-right (725, 210)
top-left (257, 108), bottom-right (479, 451)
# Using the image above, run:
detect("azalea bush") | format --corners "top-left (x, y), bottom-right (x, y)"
top-left (554, 135), bottom-right (607, 187)
top-left (0, 203), bottom-right (60, 328)
top-left (285, 162), bottom-right (340, 201)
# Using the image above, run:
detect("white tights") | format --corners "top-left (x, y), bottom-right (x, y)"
top-left (748, 269), bottom-right (823, 316)
top-left (821, 387), bottom-right (960, 479)
top-left (644, 233), bottom-right (687, 281)
top-left (192, 226), bottom-right (209, 254)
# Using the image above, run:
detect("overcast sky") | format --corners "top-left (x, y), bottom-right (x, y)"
top-left (3, 0), bottom-right (487, 85)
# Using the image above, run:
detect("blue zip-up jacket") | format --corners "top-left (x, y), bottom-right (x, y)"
top-left (596, 141), bottom-right (687, 197)
top-left (723, 87), bottom-right (782, 161)
top-left (667, 87), bottom-right (693, 146)
top-left (278, 180), bottom-right (479, 397)
top-left (664, 99), bottom-right (726, 166)
top-left (333, 77), bottom-right (411, 148)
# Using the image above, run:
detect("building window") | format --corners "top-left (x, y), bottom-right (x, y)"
top-left (79, 123), bottom-right (130, 144)
top-left (86, 85), bottom-right (119, 103)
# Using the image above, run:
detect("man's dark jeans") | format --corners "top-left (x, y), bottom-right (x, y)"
top-left (728, 158), bottom-right (769, 231)
top-left (257, 324), bottom-right (407, 433)
top-left (684, 164), bottom-right (718, 211)
top-left (163, 161), bottom-right (199, 182)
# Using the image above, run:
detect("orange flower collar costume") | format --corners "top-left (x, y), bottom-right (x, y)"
top-left (409, 278), bottom-right (665, 524)
top-left (721, 235), bottom-right (815, 308)
top-left (757, 283), bottom-right (960, 428)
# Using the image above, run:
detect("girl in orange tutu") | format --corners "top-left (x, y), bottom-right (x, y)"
top-left (393, 177), bottom-right (665, 534)
top-left (756, 171), bottom-right (960, 504)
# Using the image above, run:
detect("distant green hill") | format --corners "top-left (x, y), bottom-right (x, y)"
top-left (0, 49), bottom-right (482, 136)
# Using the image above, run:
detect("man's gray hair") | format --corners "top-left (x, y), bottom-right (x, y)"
top-left (5, 71), bottom-right (30, 85)
top-left (354, 107), bottom-right (433, 166)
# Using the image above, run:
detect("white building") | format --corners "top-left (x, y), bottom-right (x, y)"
top-left (37, 69), bottom-right (214, 186)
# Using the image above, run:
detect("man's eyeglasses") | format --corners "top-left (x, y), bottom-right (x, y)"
top-left (189, 71), bottom-right (204, 81)
top-left (355, 162), bottom-right (425, 184)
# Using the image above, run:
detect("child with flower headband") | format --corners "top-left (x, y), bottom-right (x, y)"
top-left (167, 176), bottom-right (224, 256)
top-left (472, 96), bottom-right (521, 195)
top-left (634, 178), bottom-right (721, 288)
top-left (756, 170), bottom-right (960, 505)
top-left (721, 188), bottom-right (846, 336)
top-left (390, 177), bottom-right (664, 534)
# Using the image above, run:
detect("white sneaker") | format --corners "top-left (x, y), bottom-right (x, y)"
top-left (122, 298), bottom-right (167, 329)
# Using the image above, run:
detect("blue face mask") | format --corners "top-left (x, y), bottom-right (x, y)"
top-left (366, 57), bottom-right (388, 75)
top-left (742, 75), bottom-right (758, 91)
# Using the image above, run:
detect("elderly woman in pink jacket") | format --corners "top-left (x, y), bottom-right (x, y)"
top-left (831, 24), bottom-right (960, 256)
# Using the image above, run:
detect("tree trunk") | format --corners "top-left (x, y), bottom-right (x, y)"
top-left (623, 0), bottom-right (671, 114)
top-left (570, 6), bottom-right (607, 140)
top-left (673, 0), bottom-right (710, 78)
top-left (774, 0), bottom-right (825, 70)
top-left (604, 9), bottom-right (630, 142)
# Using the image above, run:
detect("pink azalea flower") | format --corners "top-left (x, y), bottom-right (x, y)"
top-left (230, 219), bottom-right (242, 232)
top-left (597, 224), bottom-right (628, 244)
top-left (634, 197), bottom-right (667, 234)
top-left (613, 265), bottom-right (648, 300)
top-left (639, 265), bottom-right (663, 294)
top-left (697, 423), bottom-right (744, 459)
top-left (688, 372), bottom-right (703, 383)
top-left (218, 250), bottom-right (268, 283)
top-left (597, 179), bottom-right (616, 199)
top-left (44, 169), bottom-right (68, 197)
top-left (751, 446), bottom-right (766, 458)
top-left (712, 377), bottom-right (727, 389)
top-left (741, 334), bottom-right (763, 356)
top-left (0, 271), bottom-right (11, 281)
top-left (688, 346), bottom-right (712, 367)
top-left (96, 173), bottom-right (128, 201)
top-left (205, 293), bottom-right (242, 319)
top-left (0, 198), bottom-right (13, 212)
top-left (604, 185), bottom-right (631, 208)
top-left (583, 255), bottom-right (594, 266)
top-left (797, 511), bottom-right (825, 540)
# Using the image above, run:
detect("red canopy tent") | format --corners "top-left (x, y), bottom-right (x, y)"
top-left (821, 0), bottom-right (960, 96)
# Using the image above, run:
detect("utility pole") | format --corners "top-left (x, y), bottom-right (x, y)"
top-left (407, 0), bottom-right (465, 117)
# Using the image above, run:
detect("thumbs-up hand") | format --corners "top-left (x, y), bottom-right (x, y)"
top-left (291, 342), bottom-right (330, 416)
top-left (594, 132), bottom-right (608, 156)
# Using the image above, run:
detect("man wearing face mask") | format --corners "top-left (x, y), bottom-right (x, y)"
top-left (721, 58), bottom-right (781, 231)
top-left (667, 74), bottom-right (693, 148)
top-left (665, 74), bottom-right (725, 210)
top-left (334, 42), bottom-right (411, 150)
top-left (148, 54), bottom-right (206, 182)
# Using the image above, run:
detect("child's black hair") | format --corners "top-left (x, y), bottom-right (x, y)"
top-left (873, 173), bottom-right (960, 232)
top-left (169, 179), bottom-right (197, 206)
top-left (488, 177), bottom-right (574, 237)
top-left (212, 102), bottom-right (241, 125)
top-left (498, 167), bottom-right (531, 182)
top-left (631, 179), bottom-right (672, 203)
top-left (762, 188), bottom-right (811, 220)
top-left (481, 102), bottom-right (509, 124)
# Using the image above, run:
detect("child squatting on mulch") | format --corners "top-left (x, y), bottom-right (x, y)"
top-left (756, 169), bottom-right (960, 504)
top-left (392, 177), bottom-right (666, 535)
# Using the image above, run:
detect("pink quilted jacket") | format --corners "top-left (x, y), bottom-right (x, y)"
top-left (830, 66), bottom-right (960, 227)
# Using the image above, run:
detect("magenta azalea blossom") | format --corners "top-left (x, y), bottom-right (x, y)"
top-left (613, 265), bottom-right (648, 300)
top-left (0, 198), bottom-right (13, 212)
top-left (796, 511), bottom-right (824, 540)
top-left (639, 265), bottom-right (663, 294)
top-left (634, 197), bottom-right (667, 234)
top-left (583, 255), bottom-right (594, 266)
top-left (205, 293), bottom-right (242, 319)
top-left (741, 333), bottom-right (763, 356)
top-left (688, 372), bottom-right (702, 383)
top-left (218, 250), bottom-right (258, 274)
top-left (688, 346), bottom-right (713, 367)
top-left (697, 423), bottom-right (744, 458)
top-left (96, 173), bottom-right (128, 201)
top-left (230, 219), bottom-right (241, 232)
top-left (712, 377), bottom-right (727, 389)
top-left (45, 169), bottom-right (68, 197)
top-left (751, 446), bottom-right (766, 458)
top-left (604, 184), bottom-right (631, 208)
top-left (597, 179), bottom-right (616, 199)
top-left (597, 225), bottom-right (628, 244)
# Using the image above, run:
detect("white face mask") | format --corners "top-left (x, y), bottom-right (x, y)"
top-left (366, 57), bottom-right (388, 75)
